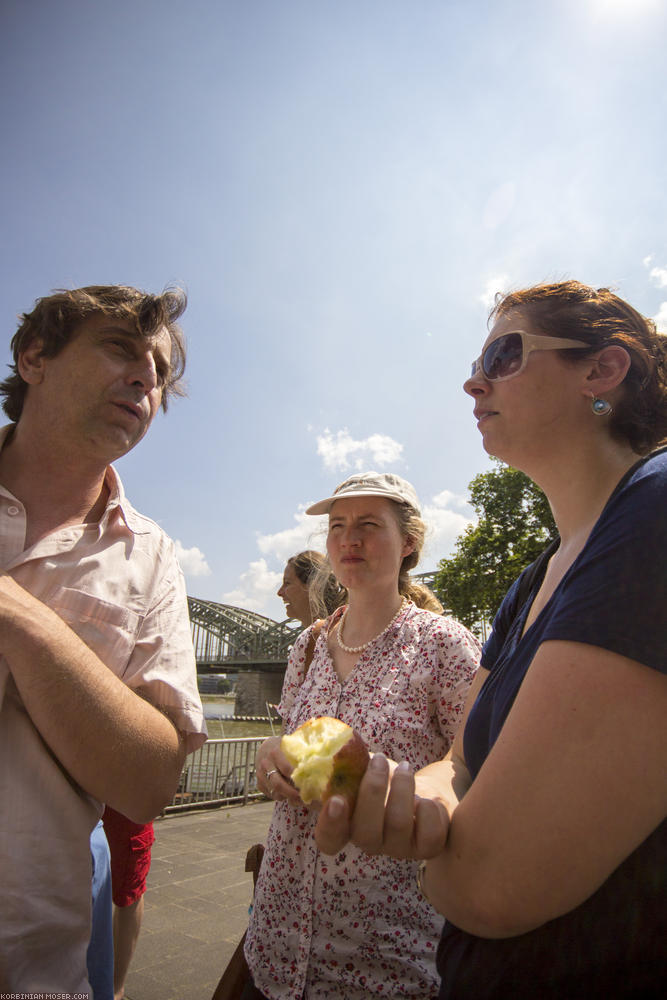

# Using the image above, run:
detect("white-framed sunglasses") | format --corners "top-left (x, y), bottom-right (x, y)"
top-left (470, 330), bottom-right (589, 383)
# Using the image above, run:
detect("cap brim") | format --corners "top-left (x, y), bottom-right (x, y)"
top-left (305, 489), bottom-right (419, 516)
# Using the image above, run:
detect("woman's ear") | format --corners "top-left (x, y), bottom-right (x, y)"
top-left (402, 534), bottom-right (416, 559)
top-left (17, 339), bottom-right (47, 385)
top-left (583, 344), bottom-right (631, 400)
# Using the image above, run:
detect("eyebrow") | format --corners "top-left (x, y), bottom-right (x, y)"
top-left (329, 511), bottom-right (383, 523)
top-left (96, 326), bottom-right (171, 369)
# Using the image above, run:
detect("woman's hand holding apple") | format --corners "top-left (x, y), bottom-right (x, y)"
top-left (314, 752), bottom-right (450, 859)
top-left (256, 734), bottom-right (301, 803)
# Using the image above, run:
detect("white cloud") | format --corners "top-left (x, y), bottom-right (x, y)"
top-left (420, 490), bottom-right (475, 566)
top-left (643, 255), bottom-right (667, 288)
top-left (316, 428), bottom-right (404, 473)
top-left (654, 302), bottom-right (667, 331)
top-left (174, 540), bottom-right (211, 578)
top-left (431, 488), bottom-right (472, 511)
top-left (222, 558), bottom-right (282, 614)
top-left (478, 274), bottom-right (510, 311)
top-left (649, 267), bottom-right (667, 289)
top-left (256, 508), bottom-right (328, 563)
top-left (221, 508), bottom-right (329, 619)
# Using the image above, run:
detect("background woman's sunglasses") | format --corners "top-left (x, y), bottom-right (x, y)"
top-left (470, 330), bottom-right (588, 382)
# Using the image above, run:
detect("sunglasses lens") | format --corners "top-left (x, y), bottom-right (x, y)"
top-left (482, 332), bottom-right (524, 380)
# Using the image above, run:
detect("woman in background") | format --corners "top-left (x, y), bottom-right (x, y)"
top-left (277, 550), bottom-right (343, 627)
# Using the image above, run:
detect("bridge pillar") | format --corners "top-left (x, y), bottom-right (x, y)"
top-left (235, 671), bottom-right (285, 717)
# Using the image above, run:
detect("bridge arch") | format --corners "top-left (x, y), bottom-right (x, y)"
top-left (188, 597), bottom-right (301, 672)
top-left (188, 571), bottom-right (439, 672)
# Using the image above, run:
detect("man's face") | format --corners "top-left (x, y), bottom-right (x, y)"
top-left (22, 313), bottom-right (172, 461)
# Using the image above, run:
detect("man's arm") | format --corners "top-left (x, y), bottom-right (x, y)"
top-left (0, 574), bottom-right (187, 822)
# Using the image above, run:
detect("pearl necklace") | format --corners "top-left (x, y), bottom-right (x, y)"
top-left (336, 599), bottom-right (408, 654)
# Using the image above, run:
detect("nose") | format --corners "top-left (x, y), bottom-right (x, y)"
top-left (128, 351), bottom-right (159, 393)
top-left (463, 363), bottom-right (489, 398)
top-left (341, 525), bottom-right (362, 547)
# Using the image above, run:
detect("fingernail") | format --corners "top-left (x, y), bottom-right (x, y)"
top-left (327, 796), bottom-right (345, 818)
top-left (369, 753), bottom-right (387, 771)
top-left (397, 760), bottom-right (412, 774)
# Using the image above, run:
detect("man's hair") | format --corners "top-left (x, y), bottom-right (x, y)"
top-left (1, 284), bottom-right (188, 422)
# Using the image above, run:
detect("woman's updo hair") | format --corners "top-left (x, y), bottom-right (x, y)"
top-left (491, 280), bottom-right (667, 454)
top-left (289, 550), bottom-right (345, 620)
top-left (309, 501), bottom-right (443, 617)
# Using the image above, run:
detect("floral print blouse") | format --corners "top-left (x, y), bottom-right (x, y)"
top-left (245, 602), bottom-right (480, 999)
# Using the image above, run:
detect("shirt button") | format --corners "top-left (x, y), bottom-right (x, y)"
top-left (7, 506), bottom-right (20, 516)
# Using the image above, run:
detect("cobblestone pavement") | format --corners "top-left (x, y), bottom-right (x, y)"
top-left (125, 800), bottom-right (273, 1000)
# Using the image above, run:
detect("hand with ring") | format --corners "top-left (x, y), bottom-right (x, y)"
top-left (256, 736), bottom-right (300, 802)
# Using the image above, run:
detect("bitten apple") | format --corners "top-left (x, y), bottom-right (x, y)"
top-left (281, 717), bottom-right (370, 807)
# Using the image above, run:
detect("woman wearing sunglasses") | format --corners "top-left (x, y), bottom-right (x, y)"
top-left (315, 281), bottom-right (667, 998)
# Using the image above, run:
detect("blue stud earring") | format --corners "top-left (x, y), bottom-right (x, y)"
top-left (591, 397), bottom-right (612, 416)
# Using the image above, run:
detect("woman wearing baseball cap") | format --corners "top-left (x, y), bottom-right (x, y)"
top-left (244, 472), bottom-right (481, 999)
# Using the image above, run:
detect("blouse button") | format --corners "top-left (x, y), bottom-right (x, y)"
top-left (7, 505), bottom-right (20, 516)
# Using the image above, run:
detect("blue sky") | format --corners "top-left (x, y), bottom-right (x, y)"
top-left (1, 0), bottom-right (666, 621)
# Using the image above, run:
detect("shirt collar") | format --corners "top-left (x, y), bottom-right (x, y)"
top-left (0, 423), bottom-right (150, 537)
top-left (102, 465), bottom-right (152, 535)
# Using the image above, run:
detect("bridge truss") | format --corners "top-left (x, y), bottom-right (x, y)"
top-left (188, 571), bottom-right (439, 673)
top-left (188, 597), bottom-right (301, 672)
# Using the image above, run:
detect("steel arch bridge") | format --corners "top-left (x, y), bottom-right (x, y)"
top-left (188, 572), bottom-right (439, 673)
top-left (188, 597), bottom-right (302, 673)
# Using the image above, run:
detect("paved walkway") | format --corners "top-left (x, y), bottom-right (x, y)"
top-left (125, 800), bottom-right (274, 1000)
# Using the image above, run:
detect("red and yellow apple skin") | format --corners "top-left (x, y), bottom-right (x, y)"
top-left (281, 716), bottom-right (370, 808)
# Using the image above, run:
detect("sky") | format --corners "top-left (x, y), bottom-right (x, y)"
top-left (1, 0), bottom-right (666, 622)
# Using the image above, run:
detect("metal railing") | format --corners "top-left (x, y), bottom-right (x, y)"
top-left (165, 737), bottom-right (267, 813)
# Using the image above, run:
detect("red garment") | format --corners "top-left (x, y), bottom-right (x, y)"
top-left (102, 805), bottom-right (155, 907)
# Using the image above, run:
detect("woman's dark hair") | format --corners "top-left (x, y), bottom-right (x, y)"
top-left (490, 280), bottom-right (667, 454)
top-left (1, 284), bottom-right (187, 422)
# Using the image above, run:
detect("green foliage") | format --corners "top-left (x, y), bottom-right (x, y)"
top-left (433, 461), bottom-right (558, 636)
top-left (216, 677), bottom-right (232, 694)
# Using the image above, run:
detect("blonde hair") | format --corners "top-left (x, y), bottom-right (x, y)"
top-left (394, 503), bottom-right (443, 613)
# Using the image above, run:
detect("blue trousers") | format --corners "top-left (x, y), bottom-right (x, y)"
top-left (87, 820), bottom-right (114, 1000)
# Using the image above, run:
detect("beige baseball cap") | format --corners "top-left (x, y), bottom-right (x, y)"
top-left (305, 472), bottom-right (421, 516)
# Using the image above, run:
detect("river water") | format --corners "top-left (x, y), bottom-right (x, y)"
top-left (202, 695), bottom-right (277, 740)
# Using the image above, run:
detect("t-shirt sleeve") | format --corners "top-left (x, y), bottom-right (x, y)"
top-left (122, 541), bottom-right (207, 752)
top-left (541, 462), bottom-right (666, 673)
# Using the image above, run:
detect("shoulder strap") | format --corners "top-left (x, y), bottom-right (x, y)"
top-left (303, 619), bottom-right (324, 678)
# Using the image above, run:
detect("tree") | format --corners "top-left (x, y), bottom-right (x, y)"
top-left (433, 461), bottom-right (557, 636)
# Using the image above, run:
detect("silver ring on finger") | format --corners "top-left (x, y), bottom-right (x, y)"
top-left (266, 768), bottom-right (278, 783)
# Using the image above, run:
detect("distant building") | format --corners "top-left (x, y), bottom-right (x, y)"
top-left (197, 673), bottom-right (230, 694)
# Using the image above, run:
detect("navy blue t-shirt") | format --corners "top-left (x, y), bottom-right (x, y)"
top-left (437, 449), bottom-right (667, 999)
